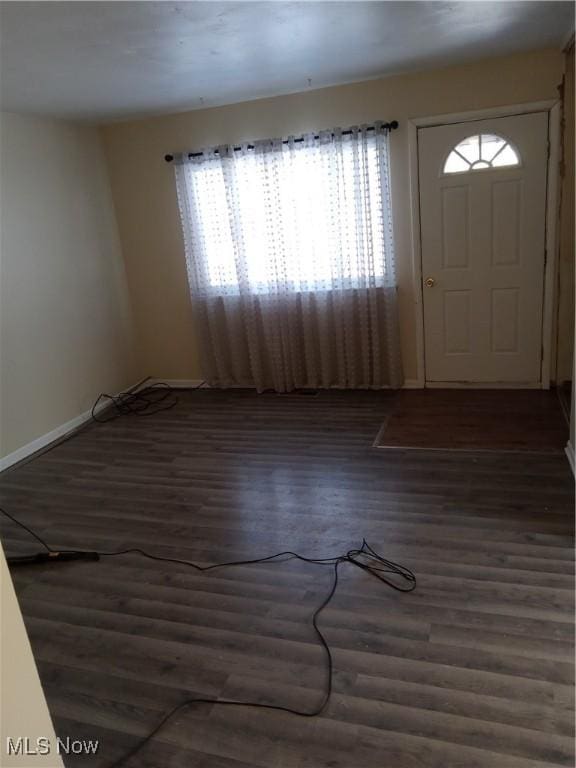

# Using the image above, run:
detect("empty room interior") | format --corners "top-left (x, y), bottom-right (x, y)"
top-left (1, 2), bottom-right (575, 767)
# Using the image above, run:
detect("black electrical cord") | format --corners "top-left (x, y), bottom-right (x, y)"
top-left (91, 381), bottom-right (205, 423)
top-left (0, 506), bottom-right (416, 767)
top-left (0, 505), bottom-right (53, 552)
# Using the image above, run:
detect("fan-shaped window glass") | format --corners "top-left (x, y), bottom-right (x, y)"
top-left (443, 134), bottom-right (520, 175)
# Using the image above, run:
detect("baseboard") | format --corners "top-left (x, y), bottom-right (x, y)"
top-left (0, 377), bottom-right (149, 473)
top-left (151, 379), bottom-right (208, 389)
top-left (425, 381), bottom-right (542, 389)
top-left (402, 379), bottom-right (422, 389)
top-left (565, 441), bottom-right (575, 476)
top-left (151, 378), bottom-right (423, 390)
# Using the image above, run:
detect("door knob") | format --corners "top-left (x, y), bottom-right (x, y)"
top-left (425, 277), bottom-right (436, 288)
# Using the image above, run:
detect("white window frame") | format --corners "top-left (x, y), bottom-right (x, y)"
top-left (442, 133), bottom-right (521, 175)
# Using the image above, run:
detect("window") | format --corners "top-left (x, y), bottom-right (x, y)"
top-left (175, 128), bottom-right (395, 296)
top-left (443, 134), bottom-right (520, 175)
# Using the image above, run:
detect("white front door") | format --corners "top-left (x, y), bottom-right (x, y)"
top-left (418, 112), bottom-right (549, 384)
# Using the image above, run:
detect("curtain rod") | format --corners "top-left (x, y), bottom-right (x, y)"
top-left (164, 120), bottom-right (398, 163)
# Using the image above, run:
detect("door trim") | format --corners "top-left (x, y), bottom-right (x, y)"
top-left (408, 100), bottom-right (561, 389)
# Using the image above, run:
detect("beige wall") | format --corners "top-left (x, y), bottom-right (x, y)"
top-left (101, 49), bottom-right (564, 383)
top-left (0, 112), bottom-right (137, 458)
top-left (1, 546), bottom-right (64, 766)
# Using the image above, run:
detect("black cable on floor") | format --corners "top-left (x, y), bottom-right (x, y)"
top-left (0, 506), bottom-right (416, 767)
top-left (91, 381), bottom-right (205, 423)
top-left (0, 505), bottom-right (53, 552)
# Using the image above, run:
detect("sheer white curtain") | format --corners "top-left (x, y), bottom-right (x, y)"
top-left (175, 123), bottom-right (403, 391)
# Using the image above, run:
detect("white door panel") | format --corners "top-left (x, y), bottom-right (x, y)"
top-left (418, 112), bottom-right (548, 384)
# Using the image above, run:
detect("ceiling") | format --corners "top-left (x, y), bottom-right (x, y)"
top-left (0, 1), bottom-right (573, 123)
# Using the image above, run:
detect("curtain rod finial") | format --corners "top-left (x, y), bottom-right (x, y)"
top-left (390, 120), bottom-right (399, 130)
top-left (165, 154), bottom-right (174, 163)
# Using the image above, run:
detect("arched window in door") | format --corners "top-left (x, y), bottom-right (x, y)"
top-left (443, 134), bottom-right (520, 175)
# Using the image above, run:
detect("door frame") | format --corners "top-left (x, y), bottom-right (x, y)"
top-left (408, 100), bottom-right (561, 389)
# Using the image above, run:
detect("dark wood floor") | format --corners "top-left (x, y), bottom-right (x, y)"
top-left (1, 389), bottom-right (574, 768)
